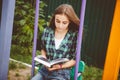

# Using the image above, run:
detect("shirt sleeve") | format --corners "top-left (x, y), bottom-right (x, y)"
top-left (40, 28), bottom-right (47, 51)
top-left (69, 32), bottom-right (78, 60)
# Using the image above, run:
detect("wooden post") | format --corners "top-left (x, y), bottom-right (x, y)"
top-left (0, 0), bottom-right (16, 79)
top-left (102, 0), bottom-right (120, 80)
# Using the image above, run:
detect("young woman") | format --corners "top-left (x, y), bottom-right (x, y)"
top-left (32, 4), bottom-right (80, 80)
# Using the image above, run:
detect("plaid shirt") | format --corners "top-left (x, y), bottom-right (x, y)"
top-left (41, 27), bottom-right (78, 61)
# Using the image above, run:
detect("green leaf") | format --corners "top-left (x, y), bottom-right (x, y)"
top-left (19, 20), bottom-right (26, 26)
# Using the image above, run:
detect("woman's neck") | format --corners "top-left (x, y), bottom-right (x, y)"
top-left (55, 29), bottom-right (68, 39)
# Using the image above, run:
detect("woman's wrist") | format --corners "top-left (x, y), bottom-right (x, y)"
top-left (59, 64), bottom-right (62, 69)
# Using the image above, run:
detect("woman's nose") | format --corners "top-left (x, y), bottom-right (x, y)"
top-left (59, 23), bottom-right (63, 28)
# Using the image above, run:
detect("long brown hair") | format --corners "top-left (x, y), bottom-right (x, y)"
top-left (49, 4), bottom-right (80, 31)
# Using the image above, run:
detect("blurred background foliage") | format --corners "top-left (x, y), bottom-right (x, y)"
top-left (11, 0), bottom-right (48, 63)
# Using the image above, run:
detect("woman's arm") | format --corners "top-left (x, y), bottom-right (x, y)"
top-left (61, 59), bottom-right (76, 69)
top-left (41, 49), bottom-right (47, 59)
top-left (47, 59), bottom-right (76, 71)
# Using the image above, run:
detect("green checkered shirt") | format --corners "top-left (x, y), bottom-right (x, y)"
top-left (41, 27), bottom-right (78, 61)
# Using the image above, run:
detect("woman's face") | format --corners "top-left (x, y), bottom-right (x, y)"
top-left (55, 14), bottom-right (70, 32)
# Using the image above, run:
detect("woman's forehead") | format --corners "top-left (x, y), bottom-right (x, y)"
top-left (55, 14), bottom-right (69, 21)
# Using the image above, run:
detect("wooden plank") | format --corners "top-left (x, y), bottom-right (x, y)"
top-left (102, 0), bottom-right (120, 80)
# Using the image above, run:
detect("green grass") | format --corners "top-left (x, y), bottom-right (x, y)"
top-left (8, 61), bottom-right (31, 80)
top-left (82, 65), bottom-right (103, 80)
top-left (10, 51), bottom-right (103, 80)
top-left (15, 72), bottom-right (20, 77)
top-left (10, 53), bottom-right (32, 64)
top-left (10, 44), bottom-right (41, 64)
top-left (9, 61), bottom-right (18, 70)
top-left (9, 61), bottom-right (26, 70)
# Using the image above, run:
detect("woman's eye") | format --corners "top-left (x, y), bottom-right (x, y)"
top-left (63, 22), bottom-right (68, 25)
top-left (56, 20), bottom-right (60, 23)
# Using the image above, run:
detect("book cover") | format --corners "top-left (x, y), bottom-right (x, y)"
top-left (34, 55), bottom-right (69, 67)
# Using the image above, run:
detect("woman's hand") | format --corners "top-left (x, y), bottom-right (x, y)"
top-left (46, 64), bottom-right (61, 71)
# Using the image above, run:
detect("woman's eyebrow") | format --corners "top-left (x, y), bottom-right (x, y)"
top-left (55, 18), bottom-right (69, 22)
top-left (55, 18), bottom-right (60, 20)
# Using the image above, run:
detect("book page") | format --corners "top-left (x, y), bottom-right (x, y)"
top-left (35, 55), bottom-right (69, 67)
top-left (38, 57), bottom-right (49, 63)
top-left (34, 55), bottom-right (51, 67)
top-left (50, 58), bottom-right (69, 65)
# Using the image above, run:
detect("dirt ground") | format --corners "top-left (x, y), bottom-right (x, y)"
top-left (8, 67), bottom-right (31, 80)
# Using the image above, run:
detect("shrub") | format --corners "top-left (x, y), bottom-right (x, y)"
top-left (11, 0), bottom-right (47, 61)
top-left (10, 0), bottom-right (47, 63)
top-left (82, 65), bottom-right (103, 80)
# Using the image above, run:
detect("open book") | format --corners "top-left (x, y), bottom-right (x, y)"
top-left (34, 55), bottom-right (69, 68)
